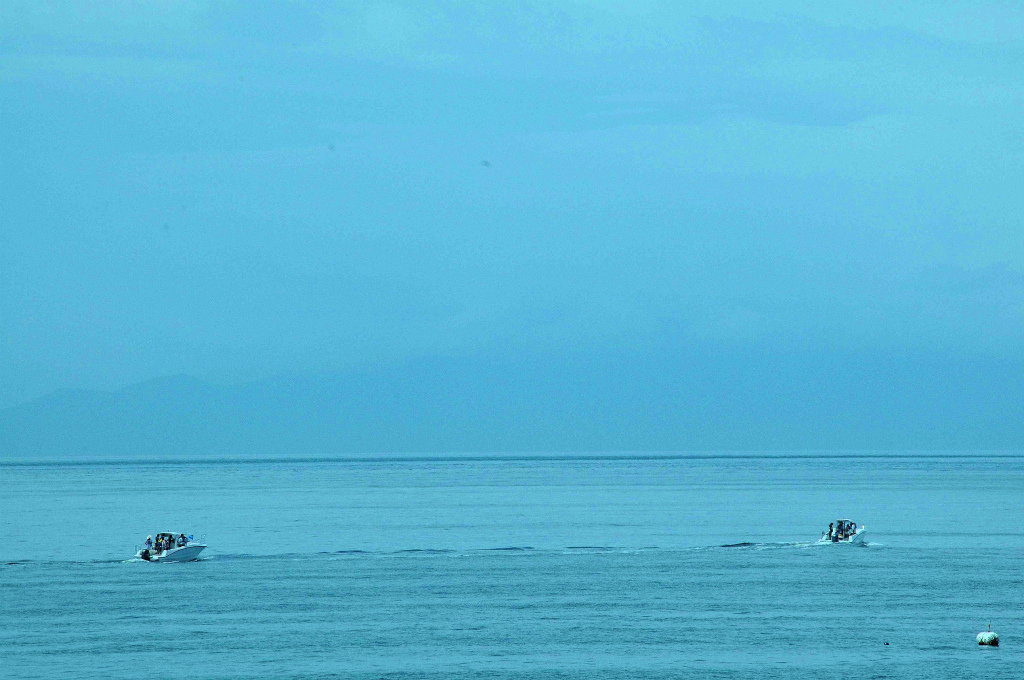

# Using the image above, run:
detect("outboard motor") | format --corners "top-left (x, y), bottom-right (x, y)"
top-left (140, 549), bottom-right (152, 561)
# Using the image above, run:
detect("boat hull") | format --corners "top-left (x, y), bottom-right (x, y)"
top-left (817, 529), bottom-right (866, 545)
top-left (137, 544), bottom-right (206, 562)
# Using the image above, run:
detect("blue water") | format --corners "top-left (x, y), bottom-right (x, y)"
top-left (3, 454), bottom-right (1022, 678)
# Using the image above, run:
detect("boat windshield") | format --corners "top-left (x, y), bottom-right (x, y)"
top-left (824, 519), bottom-right (858, 541)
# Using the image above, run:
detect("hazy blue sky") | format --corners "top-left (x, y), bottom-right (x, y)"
top-left (2, 2), bottom-right (1023, 414)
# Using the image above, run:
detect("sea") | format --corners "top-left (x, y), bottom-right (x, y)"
top-left (2, 453), bottom-right (1022, 679)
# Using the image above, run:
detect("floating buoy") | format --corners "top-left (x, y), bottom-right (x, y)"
top-left (977, 624), bottom-right (999, 646)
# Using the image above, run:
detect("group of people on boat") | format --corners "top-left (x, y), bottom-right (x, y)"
top-left (144, 533), bottom-right (189, 553)
top-left (824, 520), bottom-right (858, 542)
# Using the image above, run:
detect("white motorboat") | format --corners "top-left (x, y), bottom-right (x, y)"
top-left (818, 518), bottom-right (866, 544)
top-left (136, 532), bottom-right (206, 562)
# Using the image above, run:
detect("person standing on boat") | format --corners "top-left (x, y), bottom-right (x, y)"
top-left (145, 535), bottom-right (153, 549)
top-left (827, 523), bottom-right (834, 540)
top-left (177, 534), bottom-right (187, 547)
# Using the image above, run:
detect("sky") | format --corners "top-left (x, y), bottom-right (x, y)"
top-left (2, 2), bottom-right (1023, 433)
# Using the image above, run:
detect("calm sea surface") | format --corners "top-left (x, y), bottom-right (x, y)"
top-left (2, 454), bottom-right (1022, 679)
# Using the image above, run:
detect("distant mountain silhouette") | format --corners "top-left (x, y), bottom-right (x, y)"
top-left (2, 345), bottom-right (1022, 458)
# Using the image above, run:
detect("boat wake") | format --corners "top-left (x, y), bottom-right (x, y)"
top-left (5, 540), bottom-right (879, 567)
top-left (718, 541), bottom-right (819, 550)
